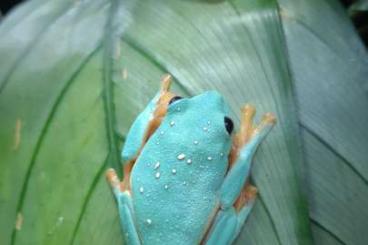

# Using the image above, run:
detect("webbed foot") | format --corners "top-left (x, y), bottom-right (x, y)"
top-left (229, 104), bottom-right (276, 167)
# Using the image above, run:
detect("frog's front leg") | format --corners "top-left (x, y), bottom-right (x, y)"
top-left (206, 105), bottom-right (275, 244)
top-left (220, 105), bottom-right (275, 208)
top-left (106, 169), bottom-right (141, 245)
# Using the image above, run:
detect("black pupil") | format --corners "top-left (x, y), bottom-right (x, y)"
top-left (224, 117), bottom-right (234, 134)
top-left (169, 96), bottom-right (183, 105)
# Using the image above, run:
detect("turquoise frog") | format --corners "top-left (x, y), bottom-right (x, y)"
top-left (106, 75), bottom-right (276, 245)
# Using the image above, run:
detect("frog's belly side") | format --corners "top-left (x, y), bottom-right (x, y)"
top-left (131, 159), bottom-right (223, 245)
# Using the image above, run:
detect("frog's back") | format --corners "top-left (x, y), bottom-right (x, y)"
top-left (130, 92), bottom-right (232, 244)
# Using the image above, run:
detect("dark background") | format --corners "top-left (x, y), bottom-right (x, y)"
top-left (1, 0), bottom-right (23, 16)
top-left (0, 0), bottom-right (367, 46)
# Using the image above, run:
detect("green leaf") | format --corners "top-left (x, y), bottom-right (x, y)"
top-left (4, 0), bottom-right (366, 243)
top-left (279, 0), bottom-right (368, 244)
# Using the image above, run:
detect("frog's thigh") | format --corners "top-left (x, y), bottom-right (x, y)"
top-left (107, 169), bottom-right (141, 245)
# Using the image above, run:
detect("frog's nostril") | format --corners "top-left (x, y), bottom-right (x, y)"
top-left (224, 117), bottom-right (234, 135)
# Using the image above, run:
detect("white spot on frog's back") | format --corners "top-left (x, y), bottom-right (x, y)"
top-left (154, 162), bottom-right (160, 169)
top-left (207, 156), bottom-right (213, 161)
top-left (186, 159), bottom-right (192, 164)
top-left (177, 154), bottom-right (185, 160)
top-left (146, 219), bottom-right (152, 225)
top-left (172, 169), bottom-right (177, 174)
top-left (139, 187), bottom-right (144, 193)
top-left (170, 121), bottom-right (175, 127)
top-left (155, 172), bottom-right (161, 179)
top-left (193, 140), bottom-right (199, 145)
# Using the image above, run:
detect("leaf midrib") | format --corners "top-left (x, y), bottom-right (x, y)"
top-left (100, 0), bottom-right (121, 172)
top-left (69, 0), bottom-right (122, 242)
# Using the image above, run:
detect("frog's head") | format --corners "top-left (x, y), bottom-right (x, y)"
top-left (164, 90), bottom-right (233, 151)
top-left (167, 91), bottom-right (233, 135)
top-left (122, 75), bottom-right (234, 165)
top-left (156, 90), bottom-right (234, 168)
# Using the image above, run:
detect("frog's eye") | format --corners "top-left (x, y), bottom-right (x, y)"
top-left (169, 96), bottom-right (183, 105)
top-left (224, 116), bottom-right (234, 135)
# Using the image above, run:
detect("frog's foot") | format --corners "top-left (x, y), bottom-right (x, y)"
top-left (106, 168), bottom-right (122, 198)
top-left (229, 104), bottom-right (276, 167)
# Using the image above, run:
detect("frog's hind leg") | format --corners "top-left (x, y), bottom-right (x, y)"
top-left (220, 105), bottom-right (275, 209)
top-left (106, 169), bottom-right (141, 245)
top-left (205, 185), bottom-right (257, 245)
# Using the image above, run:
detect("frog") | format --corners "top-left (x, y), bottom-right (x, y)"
top-left (106, 74), bottom-right (276, 245)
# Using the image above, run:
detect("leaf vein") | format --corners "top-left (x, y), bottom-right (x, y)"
top-left (69, 156), bottom-right (109, 245)
top-left (258, 195), bottom-right (283, 245)
top-left (287, 17), bottom-right (344, 60)
top-left (10, 46), bottom-right (101, 245)
top-left (122, 35), bottom-right (192, 96)
top-left (311, 218), bottom-right (346, 245)
top-left (300, 123), bottom-right (368, 186)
